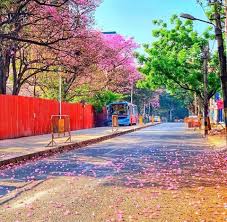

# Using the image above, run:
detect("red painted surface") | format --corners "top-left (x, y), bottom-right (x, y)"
top-left (217, 100), bottom-right (224, 110)
top-left (130, 115), bottom-right (138, 125)
top-left (0, 95), bottom-right (96, 140)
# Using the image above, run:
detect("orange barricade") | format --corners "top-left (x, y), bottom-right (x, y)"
top-left (139, 115), bottom-right (144, 125)
top-left (192, 119), bottom-right (201, 128)
top-left (112, 115), bottom-right (119, 132)
top-left (186, 117), bottom-right (201, 129)
top-left (47, 115), bottom-right (71, 147)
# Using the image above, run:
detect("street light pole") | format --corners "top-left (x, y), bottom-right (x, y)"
top-left (212, 1), bottom-right (227, 138)
top-left (130, 84), bottom-right (133, 104)
top-left (225, 0), bottom-right (227, 38)
top-left (59, 70), bottom-right (62, 117)
top-left (180, 7), bottom-right (227, 140)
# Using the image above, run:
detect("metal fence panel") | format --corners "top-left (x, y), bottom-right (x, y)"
top-left (0, 95), bottom-right (97, 139)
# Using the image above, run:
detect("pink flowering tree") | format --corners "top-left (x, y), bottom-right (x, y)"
top-left (0, 0), bottom-right (141, 100)
top-left (99, 33), bottom-right (141, 93)
top-left (150, 90), bottom-right (161, 109)
top-left (0, 0), bottom-right (100, 94)
top-left (39, 31), bottom-right (141, 101)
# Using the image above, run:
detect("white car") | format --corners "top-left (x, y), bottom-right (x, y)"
top-left (154, 116), bottom-right (160, 122)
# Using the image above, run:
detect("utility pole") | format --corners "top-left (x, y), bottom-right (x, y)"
top-left (130, 84), bottom-right (133, 104)
top-left (194, 93), bottom-right (198, 115)
top-left (225, 0), bottom-right (227, 39)
top-left (180, 2), bottom-right (227, 138)
top-left (212, 0), bottom-right (227, 138)
top-left (59, 71), bottom-right (62, 116)
top-left (202, 45), bottom-right (209, 137)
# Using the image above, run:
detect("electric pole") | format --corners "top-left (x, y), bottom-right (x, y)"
top-left (130, 84), bottom-right (133, 104)
top-left (202, 45), bottom-right (209, 137)
top-left (59, 70), bottom-right (62, 117)
top-left (225, 0), bottom-right (227, 38)
top-left (212, 0), bottom-right (227, 138)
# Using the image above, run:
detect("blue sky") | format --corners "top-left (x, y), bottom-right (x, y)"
top-left (95, 0), bottom-right (210, 46)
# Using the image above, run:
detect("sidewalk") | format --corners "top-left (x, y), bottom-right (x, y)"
top-left (207, 130), bottom-right (227, 151)
top-left (0, 124), bottom-right (158, 167)
top-left (186, 123), bottom-right (227, 151)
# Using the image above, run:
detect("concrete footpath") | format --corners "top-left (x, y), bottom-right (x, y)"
top-left (0, 123), bottom-right (159, 168)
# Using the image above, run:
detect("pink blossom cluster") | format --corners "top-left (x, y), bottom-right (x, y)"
top-left (150, 91), bottom-right (161, 109)
top-left (26, 0), bottom-right (141, 94)
top-left (100, 33), bottom-right (141, 85)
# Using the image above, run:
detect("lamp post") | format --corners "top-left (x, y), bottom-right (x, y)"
top-left (225, 0), bottom-right (227, 39)
top-left (59, 71), bottom-right (62, 116)
top-left (130, 83), bottom-right (133, 104)
top-left (180, 10), bottom-right (227, 138)
top-left (102, 32), bottom-right (117, 35)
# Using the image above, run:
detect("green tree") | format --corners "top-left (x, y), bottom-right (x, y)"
top-left (159, 92), bottom-right (189, 122)
top-left (137, 15), bottom-right (220, 119)
top-left (73, 89), bottom-right (124, 113)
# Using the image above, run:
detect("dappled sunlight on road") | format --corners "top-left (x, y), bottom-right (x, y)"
top-left (0, 123), bottom-right (226, 221)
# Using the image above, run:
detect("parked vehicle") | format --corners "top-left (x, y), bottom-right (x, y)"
top-left (107, 102), bottom-right (138, 126)
top-left (154, 116), bottom-right (161, 122)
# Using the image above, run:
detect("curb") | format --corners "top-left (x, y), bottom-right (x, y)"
top-left (0, 123), bottom-right (160, 169)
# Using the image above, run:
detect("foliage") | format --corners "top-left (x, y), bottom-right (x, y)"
top-left (40, 78), bottom-right (124, 112)
top-left (33, 32), bottom-right (140, 102)
top-left (159, 92), bottom-right (189, 121)
top-left (0, 0), bottom-right (100, 94)
top-left (124, 86), bottom-right (161, 115)
top-left (73, 89), bottom-right (124, 112)
top-left (169, 88), bottom-right (195, 112)
top-left (137, 15), bottom-right (221, 106)
top-left (0, 0), bottom-right (141, 99)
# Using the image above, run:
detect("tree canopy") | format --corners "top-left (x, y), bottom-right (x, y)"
top-left (0, 0), bottom-right (141, 102)
top-left (137, 16), bottom-right (220, 108)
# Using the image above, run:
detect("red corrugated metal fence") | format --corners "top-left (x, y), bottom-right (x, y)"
top-left (0, 95), bottom-right (95, 139)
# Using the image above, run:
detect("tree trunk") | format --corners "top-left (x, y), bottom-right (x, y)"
top-left (204, 101), bottom-right (209, 134)
top-left (12, 54), bottom-right (19, 95)
top-left (0, 48), bottom-right (11, 94)
top-left (0, 56), bottom-right (6, 94)
top-left (194, 93), bottom-right (198, 115)
top-left (169, 109), bottom-right (173, 122)
top-left (214, 3), bottom-right (227, 136)
top-left (203, 45), bottom-right (209, 137)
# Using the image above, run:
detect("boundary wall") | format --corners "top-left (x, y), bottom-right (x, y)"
top-left (0, 95), bottom-right (95, 139)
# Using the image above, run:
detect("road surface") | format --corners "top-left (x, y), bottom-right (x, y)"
top-left (0, 123), bottom-right (226, 222)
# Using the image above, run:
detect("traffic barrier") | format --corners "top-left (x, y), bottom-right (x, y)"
top-left (47, 115), bottom-right (71, 147)
top-left (151, 116), bottom-right (154, 123)
top-left (184, 117), bottom-right (189, 123)
top-left (192, 119), bottom-right (201, 128)
top-left (186, 117), bottom-right (201, 128)
top-left (112, 115), bottom-right (119, 132)
top-left (139, 115), bottom-right (144, 125)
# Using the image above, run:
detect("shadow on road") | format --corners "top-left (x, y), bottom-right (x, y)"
top-left (0, 124), bottom-right (226, 196)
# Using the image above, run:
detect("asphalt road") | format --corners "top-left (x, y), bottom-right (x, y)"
top-left (0, 123), bottom-right (226, 222)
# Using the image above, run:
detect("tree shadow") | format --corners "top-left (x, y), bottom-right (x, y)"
top-left (0, 126), bottom-right (226, 195)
